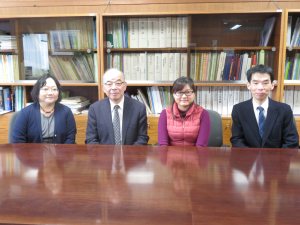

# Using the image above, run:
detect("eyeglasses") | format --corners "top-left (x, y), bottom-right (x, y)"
top-left (40, 87), bottom-right (58, 93)
top-left (104, 81), bottom-right (125, 87)
top-left (174, 90), bottom-right (194, 97)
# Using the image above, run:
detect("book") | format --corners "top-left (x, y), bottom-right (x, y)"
top-left (137, 88), bottom-right (152, 114)
top-left (293, 86), bottom-right (300, 115)
top-left (3, 87), bottom-right (12, 111)
top-left (148, 18), bottom-right (159, 48)
top-left (138, 18), bottom-right (148, 48)
top-left (0, 87), bottom-right (3, 111)
top-left (128, 18), bottom-right (139, 48)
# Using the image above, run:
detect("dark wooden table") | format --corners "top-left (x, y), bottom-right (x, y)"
top-left (0, 144), bottom-right (299, 225)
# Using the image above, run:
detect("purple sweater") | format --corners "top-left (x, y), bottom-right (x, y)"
top-left (158, 108), bottom-right (210, 146)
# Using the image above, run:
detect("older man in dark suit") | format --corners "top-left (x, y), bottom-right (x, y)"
top-left (231, 64), bottom-right (299, 148)
top-left (86, 68), bottom-right (148, 145)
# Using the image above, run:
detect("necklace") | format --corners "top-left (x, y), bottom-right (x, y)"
top-left (40, 105), bottom-right (55, 115)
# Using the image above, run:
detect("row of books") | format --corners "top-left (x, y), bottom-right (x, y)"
top-left (0, 35), bottom-right (17, 50)
top-left (195, 86), bottom-right (253, 116)
top-left (49, 18), bottom-right (96, 50)
top-left (284, 53), bottom-right (300, 80)
top-left (190, 50), bottom-right (274, 81)
top-left (0, 54), bottom-right (19, 82)
top-left (287, 17), bottom-right (300, 47)
top-left (49, 53), bottom-right (96, 81)
top-left (284, 86), bottom-right (300, 115)
top-left (132, 86), bottom-right (255, 116)
top-left (106, 17), bottom-right (188, 48)
top-left (0, 86), bottom-right (25, 114)
top-left (131, 87), bottom-right (171, 115)
top-left (0, 87), bottom-right (90, 114)
top-left (107, 52), bottom-right (187, 81)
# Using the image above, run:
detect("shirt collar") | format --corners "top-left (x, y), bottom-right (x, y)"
top-left (109, 96), bottom-right (125, 111)
top-left (252, 97), bottom-right (269, 111)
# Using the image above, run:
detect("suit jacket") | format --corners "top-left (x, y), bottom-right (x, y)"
top-left (230, 98), bottom-right (299, 148)
top-left (85, 96), bottom-right (149, 145)
top-left (12, 102), bottom-right (76, 144)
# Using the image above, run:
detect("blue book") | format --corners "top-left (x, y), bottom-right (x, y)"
top-left (3, 87), bottom-right (12, 111)
top-left (0, 87), bottom-right (3, 111)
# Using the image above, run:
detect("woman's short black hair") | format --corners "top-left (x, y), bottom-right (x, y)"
top-left (31, 74), bottom-right (62, 103)
top-left (172, 76), bottom-right (196, 93)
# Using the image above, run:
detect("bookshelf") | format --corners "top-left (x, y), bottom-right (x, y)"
top-left (0, 16), bottom-right (99, 111)
top-left (103, 12), bottom-right (283, 119)
top-left (283, 10), bottom-right (300, 116)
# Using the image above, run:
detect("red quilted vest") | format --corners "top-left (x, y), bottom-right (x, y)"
top-left (166, 103), bottom-right (203, 146)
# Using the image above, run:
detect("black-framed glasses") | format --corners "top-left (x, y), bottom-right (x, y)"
top-left (104, 81), bottom-right (125, 87)
top-left (174, 90), bottom-right (194, 97)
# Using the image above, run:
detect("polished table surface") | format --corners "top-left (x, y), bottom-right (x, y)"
top-left (0, 144), bottom-right (300, 225)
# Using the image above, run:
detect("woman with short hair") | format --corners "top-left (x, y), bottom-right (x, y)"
top-left (12, 74), bottom-right (76, 143)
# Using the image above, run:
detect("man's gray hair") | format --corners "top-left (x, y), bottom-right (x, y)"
top-left (103, 68), bottom-right (125, 84)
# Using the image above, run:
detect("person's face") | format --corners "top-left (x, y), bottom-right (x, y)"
top-left (103, 72), bottom-right (127, 104)
top-left (173, 85), bottom-right (195, 111)
top-left (39, 78), bottom-right (59, 105)
top-left (247, 72), bottom-right (274, 104)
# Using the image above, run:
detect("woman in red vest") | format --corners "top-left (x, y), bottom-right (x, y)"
top-left (158, 77), bottom-right (210, 146)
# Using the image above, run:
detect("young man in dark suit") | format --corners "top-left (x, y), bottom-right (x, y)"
top-left (86, 68), bottom-right (149, 145)
top-left (230, 64), bottom-right (299, 148)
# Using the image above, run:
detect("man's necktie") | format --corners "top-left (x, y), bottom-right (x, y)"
top-left (113, 105), bottom-right (121, 145)
top-left (257, 106), bottom-right (265, 138)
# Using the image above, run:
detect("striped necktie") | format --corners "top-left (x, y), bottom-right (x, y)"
top-left (257, 106), bottom-right (265, 138)
top-left (113, 105), bottom-right (121, 145)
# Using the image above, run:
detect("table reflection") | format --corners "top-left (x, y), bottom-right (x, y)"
top-left (0, 145), bottom-right (300, 225)
top-left (159, 147), bottom-right (209, 195)
top-left (15, 144), bottom-right (75, 195)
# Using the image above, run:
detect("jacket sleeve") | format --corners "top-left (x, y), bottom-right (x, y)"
top-left (11, 110), bottom-right (28, 143)
top-left (196, 109), bottom-right (210, 147)
top-left (85, 105), bottom-right (100, 144)
top-left (282, 105), bottom-right (299, 148)
top-left (158, 109), bottom-right (169, 146)
top-left (230, 105), bottom-right (249, 147)
top-left (63, 109), bottom-right (77, 144)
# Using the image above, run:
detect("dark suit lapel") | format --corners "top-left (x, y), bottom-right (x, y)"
top-left (122, 97), bottom-right (132, 144)
top-left (262, 99), bottom-right (278, 145)
top-left (104, 99), bottom-right (115, 143)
